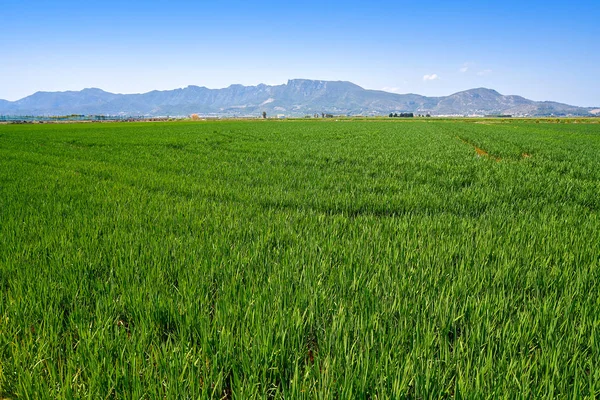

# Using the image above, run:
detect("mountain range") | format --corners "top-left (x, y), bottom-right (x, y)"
top-left (0, 79), bottom-right (596, 117)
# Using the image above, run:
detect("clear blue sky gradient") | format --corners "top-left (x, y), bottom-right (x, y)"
top-left (1, 0), bottom-right (599, 106)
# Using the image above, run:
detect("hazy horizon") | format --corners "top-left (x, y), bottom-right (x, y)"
top-left (2, 80), bottom-right (597, 109)
top-left (2, 0), bottom-right (599, 107)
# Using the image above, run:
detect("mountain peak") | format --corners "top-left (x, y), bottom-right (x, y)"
top-left (287, 78), bottom-right (322, 84)
top-left (81, 87), bottom-right (107, 93)
top-left (286, 79), bottom-right (361, 88)
top-left (455, 88), bottom-right (502, 96)
top-left (286, 79), bottom-right (327, 88)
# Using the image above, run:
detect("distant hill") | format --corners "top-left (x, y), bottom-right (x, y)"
top-left (0, 79), bottom-right (594, 117)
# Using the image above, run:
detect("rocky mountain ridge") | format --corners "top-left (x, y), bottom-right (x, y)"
top-left (0, 79), bottom-right (594, 117)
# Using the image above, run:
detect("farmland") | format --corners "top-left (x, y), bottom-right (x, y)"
top-left (0, 119), bottom-right (599, 398)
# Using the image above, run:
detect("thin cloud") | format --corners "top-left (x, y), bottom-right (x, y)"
top-left (382, 87), bottom-right (401, 93)
top-left (423, 74), bottom-right (439, 81)
top-left (459, 63), bottom-right (470, 73)
top-left (477, 69), bottom-right (492, 76)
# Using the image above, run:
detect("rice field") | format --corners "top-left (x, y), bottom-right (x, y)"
top-left (0, 119), bottom-right (599, 398)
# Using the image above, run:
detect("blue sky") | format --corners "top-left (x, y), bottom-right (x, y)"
top-left (1, 0), bottom-right (599, 106)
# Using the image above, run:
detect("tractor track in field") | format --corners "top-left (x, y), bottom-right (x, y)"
top-left (456, 136), bottom-right (501, 161)
top-left (456, 136), bottom-right (533, 161)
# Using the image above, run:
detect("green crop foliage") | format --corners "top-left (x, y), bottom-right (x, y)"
top-left (0, 119), bottom-right (599, 398)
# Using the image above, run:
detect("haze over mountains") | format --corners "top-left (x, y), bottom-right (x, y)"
top-left (0, 79), bottom-right (595, 117)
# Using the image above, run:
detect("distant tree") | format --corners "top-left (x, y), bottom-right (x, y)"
top-left (389, 113), bottom-right (393, 118)
top-left (262, 111), bottom-right (267, 119)
top-left (393, 113), bottom-right (399, 118)
top-left (321, 113), bottom-right (325, 118)
top-left (426, 114), bottom-right (431, 117)
top-left (190, 113), bottom-right (199, 121)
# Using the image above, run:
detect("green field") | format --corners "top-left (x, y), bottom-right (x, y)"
top-left (1, 119), bottom-right (599, 398)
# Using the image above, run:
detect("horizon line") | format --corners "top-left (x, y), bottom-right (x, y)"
top-left (0, 79), bottom-right (596, 108)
